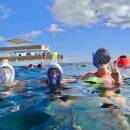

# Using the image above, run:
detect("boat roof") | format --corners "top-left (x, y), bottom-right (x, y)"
top-left (0, 45), bottom-right (49, 52)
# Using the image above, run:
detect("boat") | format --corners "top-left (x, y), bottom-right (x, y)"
top-left (0, 44), bottom-right (63, 67)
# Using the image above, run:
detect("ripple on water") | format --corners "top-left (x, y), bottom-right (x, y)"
top-left (0, 63), bottom-right (129, 130)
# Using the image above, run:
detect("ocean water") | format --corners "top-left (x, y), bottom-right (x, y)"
top-left (0, 63), bottom-right (130, 130)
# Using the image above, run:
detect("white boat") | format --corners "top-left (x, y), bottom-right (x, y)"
top-left (0, 45), bottom-right (63, 67)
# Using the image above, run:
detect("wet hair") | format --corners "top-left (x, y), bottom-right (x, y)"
top-left (94, 48), bottom-right (111, 65)
top-left (118, 55), bottom-right (127, 58)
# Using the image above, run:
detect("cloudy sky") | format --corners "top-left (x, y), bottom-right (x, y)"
top-left (0, 0), bottom-right (130, 62)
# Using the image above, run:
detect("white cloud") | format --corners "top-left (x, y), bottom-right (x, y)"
top-left (0, 4), bottom-right (12, 19)
top-left (48, 24), bottom-right (64, 33)
top-left (19, 30), bottom-right (43, 38)
top-left (51, 0), bottom-right (130, 28)
top-left (0, 36), bottom-right (6, 41)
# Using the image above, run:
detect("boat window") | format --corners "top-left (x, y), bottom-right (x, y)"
top-left (27, 52), bottom-right (31, 56)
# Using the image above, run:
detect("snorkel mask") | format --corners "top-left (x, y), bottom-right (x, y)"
top-left (0, 63), bottom-right (15, 84)
top-left (47, 63), bottom-right (63, 87)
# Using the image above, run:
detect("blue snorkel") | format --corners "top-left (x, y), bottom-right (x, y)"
top-left (92, 52), bottom-right (100, 69)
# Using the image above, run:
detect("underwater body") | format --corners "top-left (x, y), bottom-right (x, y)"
top-left (0, 63), bottom-right (130, 130)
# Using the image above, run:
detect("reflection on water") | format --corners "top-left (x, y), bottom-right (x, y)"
top-left (0, 63), bottom-right (129, 130)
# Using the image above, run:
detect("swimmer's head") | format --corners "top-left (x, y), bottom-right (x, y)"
top-left (0, 66), bottom-right (13, 84)
top-left (47, 63), bottom-right (63, 87)
top-left (2, 58), bottom-right (9, 64)
top-left (93, 48), bottom-right (111, 67)
top-left (0, 59), bottom-right (14, 85)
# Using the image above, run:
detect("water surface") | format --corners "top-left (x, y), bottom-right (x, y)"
top-left (0, 63), bottom-right (130, 130)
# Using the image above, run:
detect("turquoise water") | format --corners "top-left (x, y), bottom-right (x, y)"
top-left (0, 63), bottom-right (130, 130)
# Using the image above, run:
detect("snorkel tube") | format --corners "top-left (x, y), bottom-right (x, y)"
top-left (51, 52), bottom-right (58, 64)
top-left (92, 52), bottom-right (100, 68)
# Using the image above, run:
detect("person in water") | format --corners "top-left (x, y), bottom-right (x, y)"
top-left (82, 48), bottom-right (123, 97)
top-left (0, 58), bottom-right (25, 97)
top-left (0, 58), bottom-right (24, 86)
top-left (0, 58), bottom-right (15, 85)
top-left (40, 63), bottom-right (77, 89)
top-left (83, 48), bottom-right (122, 84)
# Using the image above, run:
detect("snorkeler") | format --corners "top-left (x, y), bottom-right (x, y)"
top-left (39, 51), bottom-right (77, 90)
top-left (83, 48), bottom-right (122, 85)
top-left (0, 59), bottom-right (25, 97)
top-left (0, 58), bottom-right (15, 85)
top-left (82, 48), bottom-right (123, 97)
top-left (40, 63), bottom-right (77, 89)
top-left (0, 58), bottom-right (24, 86)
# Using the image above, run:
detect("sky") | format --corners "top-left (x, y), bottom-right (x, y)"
top-left (0, 0), bottom-right (130, 63)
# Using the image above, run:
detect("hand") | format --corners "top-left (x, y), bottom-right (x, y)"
top-left (111, 70), bottom-right (122, 85)
top-left (111, 71), bottom-right (120, 79)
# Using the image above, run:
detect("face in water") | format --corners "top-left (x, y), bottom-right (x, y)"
top-left (0, 67), bottom-right (13, 84)
top-left (48, 68), bottom-right (61, 87)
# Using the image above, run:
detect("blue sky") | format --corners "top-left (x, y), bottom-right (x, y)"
top-left (0, 0), bottom-right (130, 62)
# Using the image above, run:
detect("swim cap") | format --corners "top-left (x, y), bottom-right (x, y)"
top-left (47, 63), bottom-right (63, 87)
top-left (0, 63), bottom-right (15, 84)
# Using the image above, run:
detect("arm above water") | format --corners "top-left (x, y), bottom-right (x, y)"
top-left (61, 78), bottom-right (78, 84)
top-left (110, 61), bottom-right (123, 85)
top-left (111, 70), bottom-right (123, 85)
